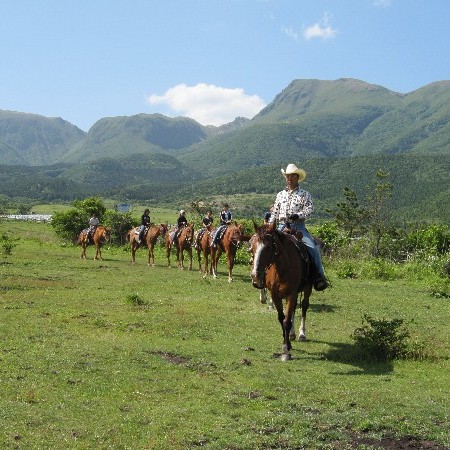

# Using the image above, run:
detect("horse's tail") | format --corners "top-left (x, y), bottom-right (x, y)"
top-left (126, 229), bottom-right (133, 242)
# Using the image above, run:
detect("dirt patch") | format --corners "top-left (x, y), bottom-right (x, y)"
top-left (148, 350), bottom-right (191, 365)
top-left (348, 433), bottom-right (447, 449)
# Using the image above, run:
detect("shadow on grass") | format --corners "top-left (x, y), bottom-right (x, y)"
top-left (305, 340), bottom-right (394, 375)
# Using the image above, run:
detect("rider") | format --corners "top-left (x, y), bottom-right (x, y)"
top-left (87, 213), bottom-right (99, 242)
top-left (264, 204), bottom-right (274, 225)
top-left (137, 208), bottom-right (151, 244)
top-left (171, 210), bottom-right (188, 245)
top-left (195, 209), bottom-right (213, 248)
top-left (212, 203), bottom-right (232, 248)
top-left (268, 163), bottom-right (328, 291)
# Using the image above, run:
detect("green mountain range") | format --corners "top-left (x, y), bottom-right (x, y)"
top-left (1, 78), bottom-right (449, 222)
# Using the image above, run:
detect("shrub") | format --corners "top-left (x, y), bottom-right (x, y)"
top-left (352, 314), bottom-right (410, 361)
top-left (336, 261), bottom-right (358, 279)
top-left (1, 233), bottom-right (18, 255)
top-left (125, 293), bottom-right (146, 306)
top-left (360, 257), bottom-right (398, 281)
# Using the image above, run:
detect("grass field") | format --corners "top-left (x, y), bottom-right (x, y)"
top-left (0, 220), bottom-right (449, 449)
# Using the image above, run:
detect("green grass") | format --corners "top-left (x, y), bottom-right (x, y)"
top-left (0, 220), bottom-right (449, 449)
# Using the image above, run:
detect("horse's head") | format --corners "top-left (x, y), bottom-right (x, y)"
top-left (99, 226), bottom-right (111, 243)
top-left (159, 223), bottom-right (168, 236)
top-left (250, 222), bottom-right (278, 289)
top-left (182, 223), bottom-right (194, 244)
top-left (227, 222), bottom-right (244, 247)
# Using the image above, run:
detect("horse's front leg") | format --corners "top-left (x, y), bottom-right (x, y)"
top-left (281, 294), bottom-right (298, 361)
top-left (188, 248), bottom-right (193, 271)
top-left (177, 247), bottom-right (183, 269)
top-left (94, 245), bottom-right (102, 260)
top-left (227, 251), bottom-right (234, 283)
top-left (211, 248), bottom-right (219, 278)
top-left (147, 244), bottom-right (153, 266)
top-left (166, 243), bottom-right (172, 267)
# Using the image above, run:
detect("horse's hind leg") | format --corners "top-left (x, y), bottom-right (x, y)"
top-left (298, 287), bottom-right (312, 342)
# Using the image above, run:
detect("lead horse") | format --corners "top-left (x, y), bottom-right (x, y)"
top-left (250, 222), bottom-right (313, 361)
top-left (77, 226), bottom-right (110, 260)
top-left (210, 223), bottom-right (244, 282)
top-left (127, 224), bottom-right (167, 266)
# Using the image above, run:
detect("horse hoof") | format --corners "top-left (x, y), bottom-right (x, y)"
top-left (289, 334), bottom-right (296, 342)
top-left (281, 353), bottom-right (292, 361)
top-left (299, 335), bottom-right (307, 342)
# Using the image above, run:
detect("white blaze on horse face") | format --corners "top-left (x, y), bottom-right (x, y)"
top-left (251, 240), bottom-right (265, 279)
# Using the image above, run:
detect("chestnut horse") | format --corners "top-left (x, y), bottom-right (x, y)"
top-left (77, 226), bottom-right (110, 260)
top-left (195, 226), bottom-right (213, 275)
top-left (127, 224), bottom-right (167, 266)
top-left (210, 223), bottom-right (244, 282)
top-left (165, 223), bottom-right (194, 269)
top-left (250, 222), bottom-right (313, 361)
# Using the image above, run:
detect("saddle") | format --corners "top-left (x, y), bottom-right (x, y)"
top-left (282, 229), bottom-right (315, 292)
top-left (134, 225), bottom-right (149, 236)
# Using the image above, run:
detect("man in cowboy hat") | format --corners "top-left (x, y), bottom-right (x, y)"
top-left (268, 163), bottom-right (328, 291)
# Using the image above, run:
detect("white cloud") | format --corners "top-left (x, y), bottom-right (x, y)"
top-left (303, 13), bottom-right (338, 40)
top-left (146, 83), bottom-right (266, 126)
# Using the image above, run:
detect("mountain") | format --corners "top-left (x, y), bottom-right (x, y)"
top-left (178, 79), bottom-right (450, 175)
top-left (61, 113), bottom-right (211, 163)
top-left (0, 110), bottom-right (85, 165)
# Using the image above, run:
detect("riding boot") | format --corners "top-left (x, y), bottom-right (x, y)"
top-left (314, 276), bottom-right (328, 291)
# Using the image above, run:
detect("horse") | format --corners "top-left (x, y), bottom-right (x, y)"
top-left (210, 222), bottom-right (244, 282)
top-left (250, 222), bottom-right (313, 361)
top-left (165, 223), bottom-right (194, 269)
top-left (77, 226), bottom-right (110, 260)
top-left (195, 226), bottom-right (213, 275)
top-left (127, 224), bottom-right (168, 266)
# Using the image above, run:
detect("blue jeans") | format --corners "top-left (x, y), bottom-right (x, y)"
top-left (278, 222), bottom-right (325, 278)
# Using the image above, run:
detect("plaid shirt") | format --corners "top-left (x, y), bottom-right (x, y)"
top-left (269, 186), bottom-right (314, 223)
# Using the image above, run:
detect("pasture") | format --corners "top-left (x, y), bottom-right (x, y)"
top-left (0, 220), bottom-right (449, 449)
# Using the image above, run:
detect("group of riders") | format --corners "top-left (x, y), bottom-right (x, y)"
top-left (83, 163), bottom-right (328, 292)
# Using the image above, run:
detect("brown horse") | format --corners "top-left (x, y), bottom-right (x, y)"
top-left (250, 222), bottom-right (313, 361)
top-left (127, 224), bottom-right (167, 266)
top-left (77, 226), bottom-right (110, 260)
top-left (210, 223), bottom-right (244, 282)
top-left (165, 223), bottom-right (194, 269)
top-left (195, 226), bottom-right (213, 275)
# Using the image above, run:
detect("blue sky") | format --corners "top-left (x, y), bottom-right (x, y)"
top-left (1, 0), bottom-right (449, 131)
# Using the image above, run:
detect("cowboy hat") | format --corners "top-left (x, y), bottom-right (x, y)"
top-left (281, 163), bottom-right (306, 182)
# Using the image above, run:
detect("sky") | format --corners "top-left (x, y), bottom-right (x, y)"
top-left (1, 0), bottom-right (449, 132)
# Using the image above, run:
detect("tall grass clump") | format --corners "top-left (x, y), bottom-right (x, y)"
top-left (352, 314), bottom-right (434, 361)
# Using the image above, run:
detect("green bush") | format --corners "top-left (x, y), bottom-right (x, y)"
top-left (0, 233), bottom-right (18, 255)
top-left (360, 257), bottom-right (398, 281)
top-left (125, 293), bottom-right (146, 306)
top-left (352, 315), bottom-right (410, 361)
top-left (336, 261), bottom-right (358, 279)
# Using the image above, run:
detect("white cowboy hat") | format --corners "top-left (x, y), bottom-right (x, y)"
top-left (281, 163), bottom-right (306, 182)
top-left (179, 210), bottom-right (185, 214)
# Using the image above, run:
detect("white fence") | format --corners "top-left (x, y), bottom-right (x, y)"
top-left (2, 214), bottom-right (53, 222)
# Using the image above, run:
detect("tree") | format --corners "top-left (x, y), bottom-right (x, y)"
top-left (51, 197), bottom-right (107, 241)
top-left (364, 170), bottom-right (393, 256)
top-left (333, 186), bottom-right (365, 238)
